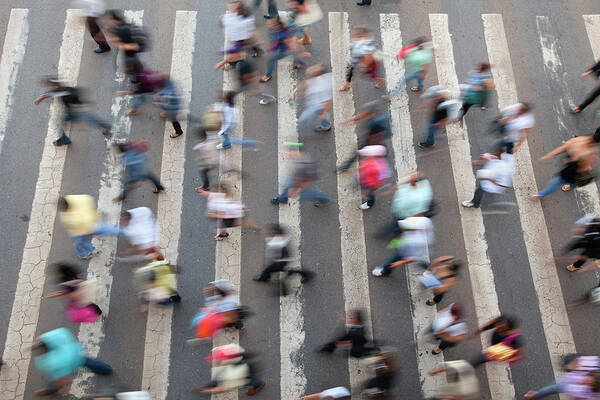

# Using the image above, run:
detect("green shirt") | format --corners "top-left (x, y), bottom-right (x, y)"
top-left (35, 328), bottom-right (85, 381)
top-left (392, 179), bottom-right (433, 219)
top-left (405, 48), bottom-right (432, 74)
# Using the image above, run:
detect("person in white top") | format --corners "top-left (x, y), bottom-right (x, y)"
top-left (431, 303), bottom-right (468, 355)
top-left (120, 207), bottom-right (161, 259)
top-left (295, 64), bottom-right (333, 137)
top-left (298, 386), bottom-right (351, 399)
top-left (462, 150), bottom-right (515, 208)
top-left (495, 102), bottom-right (535, 154)
top-left (72, 0), bottom-right (110, 53)
top-left (213, 91), bottom-right (239, 150)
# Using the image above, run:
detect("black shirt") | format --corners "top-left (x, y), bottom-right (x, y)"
top-left (432, 98), bottom-right (448, 123)
top-left (46, 87), bottom-right (82, 112)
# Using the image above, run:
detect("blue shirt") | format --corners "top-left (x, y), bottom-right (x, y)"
top-left (35, 328), bottom-right (85, 381)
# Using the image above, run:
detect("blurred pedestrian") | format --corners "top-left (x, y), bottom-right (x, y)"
top-left (73, 0), bottom-right (110, 53)
top-left (286, 0), bottom-right (323, 46)
top-left (422, 256), bottom-right (461, 306)
top-left (198, 183), bottom-right (244, 240)
top-left (417, 88), bottom-right (451, 149)
top-left (133, 259), bottom-right (181, 308)
top-left (193, 344), bottom-right (265, 396)
top-left (563, 217), bottom-right (600, 273)
top-left (296, 64), bottom-right (333, 136)
top-left (89, 388), bottom-right (150, 400)
top-left (271, 145), bottom-right (329, 206)
top-left (105, 9), bottom-right (147, 82)
top-left (319, 309), bottom-right (377, 358)
top-left (118, 70), bottom-right (165, 116)
top-left (397, 37), bottom-right (432, 93)
top-left (32, 327), bottom-right (112, 396)
top-left (153, 76), bottom-right (184, 138)
top-left (253, 224), bottom-right (313, 295)
top-left (372, 216), bottom-right (433, 277)
top-left (358, 144), bottom-right (392, 210)
top-left (458, 62), bottom-right (494, 119)
top-left (461, 150), bottom-right (514, 208)
top-left (255, 0), bottom-right (278, 19)
top-left (216, 2), bottom-right (260, 71)
top-left (572, 59), bottom-right (600, 114)
top-left (193, 128), bottom-right (218, 192)
top-left (213, 91), bottom-right (239, 150)
top-left (260, 17), bottom-right (293, 82)
top-left (113, 141), bottom-right (164, 202)
top-left (42, 263), bottom-right (102, 323)
top-left (58, 195), bottom-right (121, 259)
top-left (120, 207), bottom-right (162, 261)
top-left (339, 26), bottom-right (384, 92)
top-left (426, 360), bottom-right (479, 400)
top-left (298, 386), bottom-right (351, 400)
top-left (525, 354), bottom-right (600, 399)
top-left (361, 349), bottom-right (397, 399)
top-left (532, 132), bottom-right (600, 200)
top-left (470, 315), bottom-right (525, 368)
top-left (430, 303), bottom-right (468, 355)
top-left (390, 172), bottom-right (433, 220)
top-left (34, 77), bottom-right (112, 146)
top-left (491, 102), bottom-right (535, 154)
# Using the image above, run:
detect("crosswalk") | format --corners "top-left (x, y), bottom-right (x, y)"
top-left (0, 6), bottom-right (599, 400)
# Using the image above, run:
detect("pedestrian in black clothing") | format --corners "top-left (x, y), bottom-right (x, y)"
top-left (34, 77), bottom-right (111, 146)
top-left (113, 141), bottom-right (164, 202)
top-left (565, 217), bottom-right (600, 272)
top-left (74, 0), bottom-right (110, 53)
top-left (572, 59), bottom-right (600, 114)
top-left (105, 9), bottom-right (147, 82)
top-left (254, 0), bottom-right (278, 19)
top-left (319, 309), bottom-right (377, 358)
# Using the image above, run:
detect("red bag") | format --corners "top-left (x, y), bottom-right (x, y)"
top-left (396, 43), bottom-right (417, 60)
top-left (195, 311), bottom-right (226, 339)
top-left (127, 140), bottom-right (150, 153)
top-left (359, 157), bottom-right (390, 190)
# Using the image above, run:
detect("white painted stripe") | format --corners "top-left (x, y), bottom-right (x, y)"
top-left (0, 8), bottom-right (29, 157)
top-left (141, 11), bottom-right (196, 400)
top-left (70, 10), bottom-right (144, 397)
top-left (429, 14), bottom-right (515, 399)
top-left (277, 58), bottom-right (307, 399)
top-left (210, 40), bottom-right (245, 400)
top-left (0, 10), bottom-right (85, 400)
top-left (483, 12), bottom-right (576, 387)
top-left (380, 13), bottom-right (445, 397)
top-left (329, 12), bottom-right (374, 396)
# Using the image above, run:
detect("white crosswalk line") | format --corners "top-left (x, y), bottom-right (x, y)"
top-left (0, 8), bottom-right (29, 157)
top-left (70, 10), bottom-right (144, 397)
top-left (277, 58), bottom-right (307, 399)
top-left (141, 10), bottom-right (196, 400)
top-left (483, 12), bottom-right (576, 388)
top-left (429, 13), bottom-right (515, 399)
top-left (329, 11), bottom-right (374, 396)
top-left (210, 42), bottom-right (246, 400)
top-left (0, 10), bottom-right (85, 400)
top-left (380, 13), bottom-right (446, 397)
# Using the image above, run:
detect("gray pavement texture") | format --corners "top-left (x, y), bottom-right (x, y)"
top-left (0, 0), bottom-right (600, 399)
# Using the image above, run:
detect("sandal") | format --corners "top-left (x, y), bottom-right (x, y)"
top-left (571, 106), bottom-right (581, 114)
top-left (214, 233), bottom-right (230, 241)
top-left (425, 299), bottom-right (436, 306)
top-left (153, 187), bottom-right (164, 194)
top-left (375, 80), bottom-right (385, 89)
top-left (410, 87), bottom-right (421, 92)
top-left (195, 187), bottom-right (209, 193)
top-left (260, 75), bottom-right (272, 83)
top-left (566, 264), bottom-right (580, 272)
top-left (432, 348), bottom-right (442, 355)
top-left (561, 184), bottom-right (573, 192)
top-left (170, 132), bottom-right (183, 138)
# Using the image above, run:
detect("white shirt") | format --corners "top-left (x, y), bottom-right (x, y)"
top-left (445, 320), bottom-right (468, 337)
top-left (124, 207), bottom-right (159, 249)
top-left (477, 153), bottom-right (515, 194)
top-left (503, 103), bottom-right (535, 143)
top-left (212, 102), bottom-right (239, 137)
top-left (397, 216), bottom-right (434, 261)
top-left (319, 387), bottom-right (351, 399)
top-left (432, 304), bottom-right (456, 332)
top-left (305, 73), bottom-right (333, 107)
top-left (222, 12), bottom-right (255, 42)
top-left (73, 0), bottom-right (105, 18)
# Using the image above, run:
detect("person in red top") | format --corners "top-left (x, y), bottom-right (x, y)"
top-left (358, 144), bottom-right (391, 210)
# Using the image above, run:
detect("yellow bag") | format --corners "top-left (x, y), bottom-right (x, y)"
top-left (484, 343), bottom-right (518, 362)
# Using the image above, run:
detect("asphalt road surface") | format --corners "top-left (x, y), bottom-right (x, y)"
top-left (0, 0), bottom-right (600, 399)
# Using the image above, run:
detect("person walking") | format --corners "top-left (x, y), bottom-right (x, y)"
top-left (401, 37), bottom-right (432, 93)
top-left (572, 59), bottom-right (600, 114)
top-left (492, 102), bottom-right (535, 154)
top-left (255, 0), bottom-right (278, 19)
top-left (271, 146), bottom-right (329, 206)
top-left (296, 64), bottom-right (333, 136)
top-left (430, 303), bottom-right (468, 355)
top-left (34, 77), bottom-right (112, 146)
top-left (417, 88), bottom-right (451, 148)
top-left (461, 150), bottom-right (514, 208)
top-left (531, 132), bottom-right (600, 200)
top-left (286, 0), bottom-right (323, 46)
top-left (199, 183), bottom-right (245, 240)
top-left (32, 327), bottom-right (112, 396)
top-left (339, 26), bottom-right (384, 92)
top-left (458, 62), bottom-right (494, 119)
top-left (422, 256), bottom-right (461, 306)
top-left (260, 16), bottom-right (293, 82)
top-left (470, 315), bottom-right (525, 368)
top-left (73, 0), bottom-right (110, 53)
top-left (253, 224), bottom-right (313, 294)
top-left (120, 207), bottom-right (162, 261)
top-left (213, 91), bottom-right (239, 150)
top-left (390, 172), bottom-right (433, 220)
top-left (58, 195), bottom-right (122, 259)
top-left (298, 387), bottom-right (351, 399)
top-left (319, 309), bottom-right (376, 358)
top-left (113, 141), bottom-right (164, 202)
top-left (358, 144), bottom-right (391, 210)
top-left (105, 9), bottom-right (147, 82)
top-left (563, 217), bottom-right (600, 272)
top-left (525, 355), bottom-right (600, 399)
top-left (193, 128), bottom-right (218, 192)
top-left (153, 76), bottom-right (184, 138)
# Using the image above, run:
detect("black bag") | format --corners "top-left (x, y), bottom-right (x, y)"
top-left (129, 24), bottom-right (149, 53)
top-left (486, 116), bottom-right (506, 136)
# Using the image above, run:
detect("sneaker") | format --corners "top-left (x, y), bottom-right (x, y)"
top-left (314, 126), bottom-right (331, 133)
top-left (53, 138), bottom-right (71, 146)
top-left (94, 46), bottom-right (110, 54)
top-left (360, 202), bottom-right (371, 210)
top-left (372, 266), bottom-right (385, 277)
top-left (461, 200), bottom-right (477, 208)
top-left (216, 144), bottom-right (230, 150)
top-left (246, 381), bottom-right (265, 396)
top-left (79, 250), bottom-right (100, 260)
top-left (102, 129), bottom-right (112, 138)
top-left (417, 142), bottom-right (432, 149)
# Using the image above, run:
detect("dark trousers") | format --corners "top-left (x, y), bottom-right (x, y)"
top-left (460, 101), bottom-right (475, 118)
top-left (86, 17), bottom-right (109, 49)
top-left (84, 356), bottom-right (113, 375)
top-left (471, 181), bottom-right (485, 207)
top-left (256, 261), bottom-right (309, 282)
top-left (365, 189), bottom-right (375, 207)
top-left (346, 65), bottom-right (354, 83)
top-left (437, 339), bottom-right (455, 351)
top-left (121, 173), bottom-right (164, 200)
top-left (200, 168), bottom-right (212, 190)
top-left (578, 84), bottom-right (600, 111)
top-left (254, 0), bottom-right (278, 16)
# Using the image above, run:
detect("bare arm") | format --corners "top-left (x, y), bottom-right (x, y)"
top-left (540, 141), bottom-right (569, 161)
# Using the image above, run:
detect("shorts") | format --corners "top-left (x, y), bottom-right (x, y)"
top-left (222, 218), bottom-right (238, 228)
top-left (226, 41), bottom-right (244, 55)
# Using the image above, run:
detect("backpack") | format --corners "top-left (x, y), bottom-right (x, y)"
top-left (203, 105), bottom-right (223, 132)
top-left (359, 157), bottom-right (390, 190)
top-left (129, 24), bottom-right (148, 52)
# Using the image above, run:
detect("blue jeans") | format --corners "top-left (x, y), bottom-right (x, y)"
top-left (297, 104), bottom-right (331, 137)
top-left (265, 49), bottom-right (288, 77)
top-left (537, 176), bottom-right (574, 198)
top-left (72, 222), bottom-right (122, 258)
top-left (60, 111), bottom-right (111, 140)
top-left (84, 357), bottom-right (113, 375)
top-left (531, 383), bottom-right (561, 398)
top-left (405, 70), bottom-right (424, 90)
top-left (277, 184), bottom-right (329, 204)
top-left (421, 118), bottom-right (441, 146)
